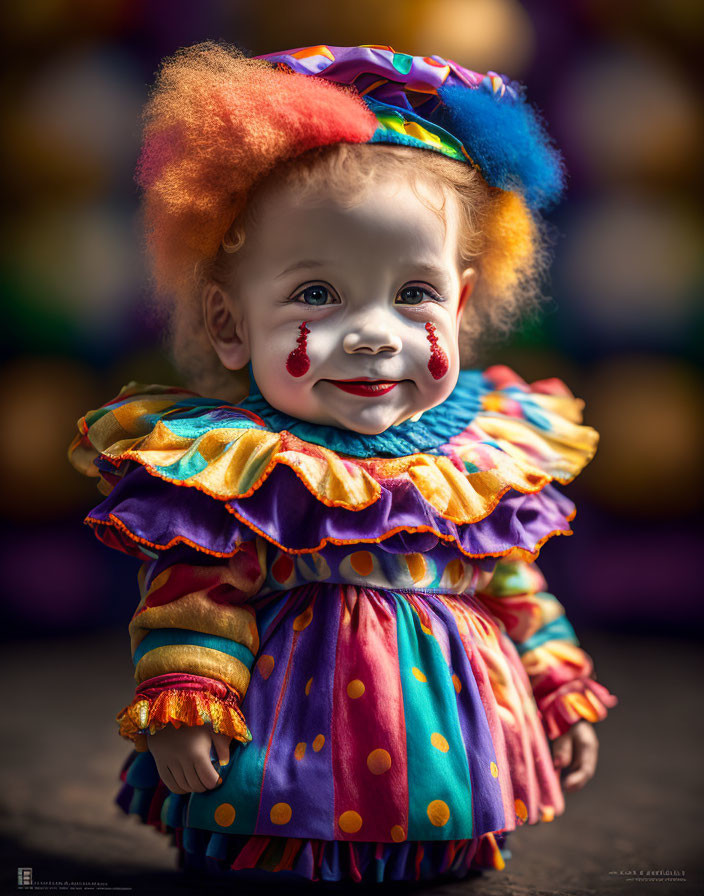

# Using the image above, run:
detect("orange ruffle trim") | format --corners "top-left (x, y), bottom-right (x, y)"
top-left (116, 687), bottom-right (252, 752)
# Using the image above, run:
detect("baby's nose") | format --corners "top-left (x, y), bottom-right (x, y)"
top-left (342, 313), bottom-right (402, 355)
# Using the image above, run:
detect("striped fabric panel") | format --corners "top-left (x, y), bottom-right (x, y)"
top-left (133, 639), bottom-right (254, 696)
top-left (128, 545), bottom-right (265, 697)
top-left (134, 628), bottom-right (255, 667)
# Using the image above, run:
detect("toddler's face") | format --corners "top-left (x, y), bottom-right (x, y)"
top-left (208, 171), bottom-right (475, 434)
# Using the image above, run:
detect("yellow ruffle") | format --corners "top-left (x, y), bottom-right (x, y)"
top-left (70, 380), bottom-right (598, 526)
top-left (116, 687), bottom-right (251, 752)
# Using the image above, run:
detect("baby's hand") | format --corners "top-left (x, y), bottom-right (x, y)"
top-left (551, 719), bottom-right (599, 793)
top-left (146, 724), bottom-right (232, 794)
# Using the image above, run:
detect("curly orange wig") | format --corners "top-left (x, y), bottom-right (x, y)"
top-left (136, 42), bottom-right (377, 305)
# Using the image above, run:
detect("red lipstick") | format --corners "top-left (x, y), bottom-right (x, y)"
top-left (325, 379), bottom-right (398, 397)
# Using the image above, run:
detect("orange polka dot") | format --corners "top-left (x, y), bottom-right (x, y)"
top-left (350, 551), bottom-right (374, 576)
top-left (452, 674), bottom-right (462, 694)
top-left (346, 679), bottom-right (365, 699)
top-left (294, 742), bottom-right (306, 760)
top-left (427, 800), bottom-right (450, 827)
top-left (431, 732), bottom-right (449, 753)
top-left (339, 810), bottom-right (363, 833)
top-left (490, 761), bottom-right (499, 778)
top-left (272, 554), bottom-right (294, 583)
top-left (270, 802), bottom-right (292, 825)
top-left (406, 553), bottom-right (426, 583)
top-left (390, 825), bottom-right (406, 842)
top-left (293, 605), bottom-right (313, 631)
top-left (313, 734), bottom-right (325, 752)
top-left (540, 805), bottom-right (555, 823)
top-left (257, 655), bottom-right (274, 679)
top-left (411, 667), bottom-right (427, 682)
top-left (213, 802), bottom-right (236, 827)
top-left (366, 749), bottom-right (392, 775)
top-left (515, 798), bottom-right (528, 822)
top-left (305, 677), bottom-right (313, 696)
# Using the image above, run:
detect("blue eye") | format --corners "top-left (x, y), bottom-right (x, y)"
top-left (396, 286), bottom-right (439, 305)
top-left (295, 285), bottom-right (335, 306)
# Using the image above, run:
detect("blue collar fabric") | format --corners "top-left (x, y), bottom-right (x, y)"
top-left (238, 365), bottom-right (486, 458)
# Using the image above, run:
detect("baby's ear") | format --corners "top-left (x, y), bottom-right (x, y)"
top-left (457, 267), bottom-right (477, 322)
top-left (203, 284), bottom-right (250, 370)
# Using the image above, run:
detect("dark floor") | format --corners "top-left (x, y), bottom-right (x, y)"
top-left (1, 629), bottom-right (701, 896)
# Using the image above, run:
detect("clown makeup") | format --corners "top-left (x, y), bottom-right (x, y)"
top-left (205, 170), bottom-right (476, 434)
top-left (425, 322), bottom-right (449, 380)
top-left (286, 321), bottom-right (311, 377)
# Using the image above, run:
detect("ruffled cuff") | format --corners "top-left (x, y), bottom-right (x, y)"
top-left (116, 672), bottom-right (252, 752)
top-left (537, 678), bottom-right (619, 740)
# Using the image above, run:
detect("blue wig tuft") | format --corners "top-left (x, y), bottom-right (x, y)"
top-left (437, 82), bottom-right (565, 211)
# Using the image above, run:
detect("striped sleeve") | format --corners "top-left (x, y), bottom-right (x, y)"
top-left (475, 552), bottom-right (618, 739)
top-left (116, 540), bottom-right (266, 751)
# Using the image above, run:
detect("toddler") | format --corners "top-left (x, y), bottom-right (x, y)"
top-left (69, 42), bottom-right (617, 884)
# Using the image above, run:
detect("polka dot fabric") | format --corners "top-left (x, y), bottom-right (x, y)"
top-left (113, 583), bottom-right (563, 873)
top-left (70, 365), bottom-right (616, 883)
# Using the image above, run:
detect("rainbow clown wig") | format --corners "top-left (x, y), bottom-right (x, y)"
top-left (136, 41), bottom-right (565, 397)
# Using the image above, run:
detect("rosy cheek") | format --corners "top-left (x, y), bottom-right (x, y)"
top-left (425, 322), bottom-right (449, 380)
top-left (286, 321), bottom-right (311, 377)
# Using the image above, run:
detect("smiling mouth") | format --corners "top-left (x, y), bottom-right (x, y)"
top-left (323, 379), bottom-right (399, 397)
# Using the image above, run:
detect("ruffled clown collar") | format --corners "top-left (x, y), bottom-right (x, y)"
top-left (239, 363), bottom-right (487, 458)
top-left (68, 361), bottom-right (599, 564)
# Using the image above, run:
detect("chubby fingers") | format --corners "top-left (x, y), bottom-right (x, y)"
top-left (193, 752), bottom-right (223, 791)
top-left (552, 731), bottom-right (573, 772)
top-left (562, 721), bottom-right (599, 793)
top-left (162, 757), bottom-right (222, 793)
top-left (211, 730), bottom-right (233, 768)
top-left (162, 761), bottom-right (189, 795)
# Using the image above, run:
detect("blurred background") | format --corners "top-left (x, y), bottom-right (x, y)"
top-left (1, 2), bottom-right (703, 892)
top-left (2, 0), bottom-right (702, 640)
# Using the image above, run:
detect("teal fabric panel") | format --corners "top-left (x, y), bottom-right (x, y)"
top-left (394, 597), bottom-right (474, 839)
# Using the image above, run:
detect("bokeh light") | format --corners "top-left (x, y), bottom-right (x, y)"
top-left (580, 356), bottom-right (704, 515)
top-left (412, 0), bottom-right (536, 75)
top-left (558, 196), bottom-right (702, 340)
top-left (555, 46), bottom-right (702, 183)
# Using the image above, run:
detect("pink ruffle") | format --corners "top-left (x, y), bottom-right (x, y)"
top-left (538, 678), bottom-right (619, 740)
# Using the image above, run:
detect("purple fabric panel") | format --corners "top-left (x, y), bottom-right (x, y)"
top-left (254, 586), bottom-right (340, 839)
top-left (88, 464), bottom-right (575, 559)
top-left (186, 590), bottom-right (300, 835)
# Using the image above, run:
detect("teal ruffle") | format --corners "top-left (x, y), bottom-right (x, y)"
top-left (240, 364), bottom-right (486, 458)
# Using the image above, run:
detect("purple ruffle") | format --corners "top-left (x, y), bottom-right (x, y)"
top-left (86, 463), bottom-right (575, 559)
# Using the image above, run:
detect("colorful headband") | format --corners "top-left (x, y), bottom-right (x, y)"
top-left (256, 44), bottom-right (564, 211)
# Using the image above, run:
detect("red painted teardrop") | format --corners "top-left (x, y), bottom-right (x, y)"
top-left (286, 322), bottom-right (311, 377)
top-left (425, 322), bottom-right (448, 379)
